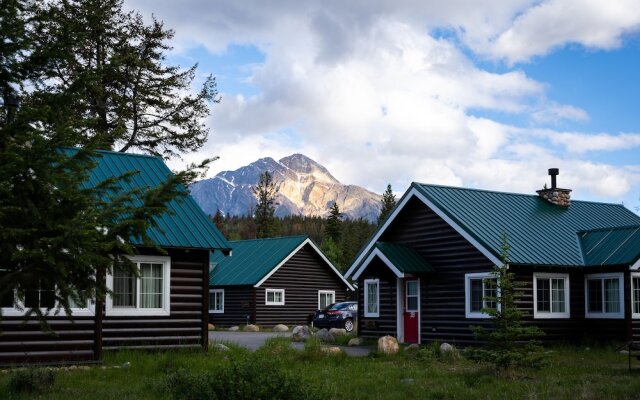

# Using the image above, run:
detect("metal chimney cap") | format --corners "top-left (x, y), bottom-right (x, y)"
top-left (548, 168), bottom-right (559, 176)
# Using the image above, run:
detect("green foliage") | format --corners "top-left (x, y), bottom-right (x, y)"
top-left (325, 202), bottom-right (343, 243)
top-left (8, 368), bottom-right (56, 395)
top-left (465, 234), bottom-right (547, 371)
top-left (378, 184), bottom-right (396, 225)
top-left (26, 0), bottom-right (219, 158)
top-left (213, 213), bottom-right (375, 271)
top-left (165, 353), bottom-right (322, 400)
top-left (252, 171), bottom-right (280, 238)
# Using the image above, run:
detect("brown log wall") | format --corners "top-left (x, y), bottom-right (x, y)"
top-left (254, 244), bottom-right (349, 327)
top-left (208, 285), bottom-right (255, 327)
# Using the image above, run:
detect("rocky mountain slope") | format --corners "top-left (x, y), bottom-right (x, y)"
top-left (189, 154), bottom-right (382, 222)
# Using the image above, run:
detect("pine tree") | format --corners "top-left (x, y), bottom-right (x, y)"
top-left (325, 202), bottom-right (343, 243)
top-left (26, 0), bottom-right (219, 158)
top-left (252, 171), bottom-right (279, 238)
top-left (378, 184), bottom-right (396, 225)
top-left (465, 234), bottom-right (546, 372)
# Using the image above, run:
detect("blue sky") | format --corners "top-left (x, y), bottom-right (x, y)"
top-left (130, 0), bottom-right (640, 213)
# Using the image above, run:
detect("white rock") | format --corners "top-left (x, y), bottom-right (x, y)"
top-left (440, 343), bottom-right (454, 353)
top-left (272, 324), bottom-right (289, 332)
top-left (316, 328), bottom-right (335, 343)
top-left (228, 326), bottom-right (240, 332)
top-left (378, 336), bottom-right (399, 355)
top-left (348, 337), bottom-right (364, 347)
top-left (245, 324), bottom-right (259, 332)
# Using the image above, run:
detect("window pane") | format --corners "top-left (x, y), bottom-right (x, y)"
top-left (604, 278), bottom-right (620, 313)
top-left (367, 282), bottom-right (378, 314)
top-left (140, 263), bottom-right (163, 308)
top-left (551, 278), bottom-right (565, 313)
top-left (633, 277), bottom-right (640, 314)
top-left (24, 281), bottom-right (55, 309)
top-left (267, 291), bottom-right (274, 302)
top-left (0, 272), bottom-right (14, 308)
top-left (407, 281), bottom-right (418, 296)
top-left (483, 279), bottom-right (497, 310)
top-left (114, 266), bottom-right (136, 307)
top-left (536, 278), bottom-right (550, 312)
top-left (587, 279), bottom-right (602, 313)
top-left (470, 279), bottom-right (483, 312)
top-left (320, 292), bottom-right (334, 309)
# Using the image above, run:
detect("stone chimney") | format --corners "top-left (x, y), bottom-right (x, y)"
top-left (536, 168), bottom-right (571, 207)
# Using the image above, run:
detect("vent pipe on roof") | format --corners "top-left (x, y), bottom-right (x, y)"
top-left (536, 168), bottom-right (571, 207)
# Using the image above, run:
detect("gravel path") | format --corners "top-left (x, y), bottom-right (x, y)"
top-left (209, 331), bottom-right (373, 357)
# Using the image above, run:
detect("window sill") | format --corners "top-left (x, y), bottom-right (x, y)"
top-left (465, 312), bottom-right (492, 319)
top-left (106, 308), bottom-right (170, 317)
top-left (585, 313), bottom-right (624, 319)
top-left (209, 310), bottom-right (224, 314)
top-left (534, 312), bottom-right (570, 319)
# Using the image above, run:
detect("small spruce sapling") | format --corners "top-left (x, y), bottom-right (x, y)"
top-left (465, 233), bottom-right (546, 372)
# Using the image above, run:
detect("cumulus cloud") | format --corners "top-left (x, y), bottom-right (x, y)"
top-left (481, 0), bottom-right (640, 63)
top-left (126, 0), bottom-right (640, 207)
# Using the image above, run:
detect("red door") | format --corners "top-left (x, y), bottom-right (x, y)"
top-left (403, 279), bottom-right (419, 343)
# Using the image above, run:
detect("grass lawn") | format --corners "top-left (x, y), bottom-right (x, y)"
top-left (2, 340), bottom-right (640, 399)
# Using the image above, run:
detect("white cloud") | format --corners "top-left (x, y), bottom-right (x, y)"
top-left (126, 0), bottom-right (640, 208)
top-left (481, 0), bottom-right (640, 63)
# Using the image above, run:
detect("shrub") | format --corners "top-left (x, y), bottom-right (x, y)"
top-left (166, 353), bottom-right (322, 400)
top-left (8, 367), bottom-right (56, 395)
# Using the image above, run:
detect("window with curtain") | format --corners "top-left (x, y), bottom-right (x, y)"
top-left (265, 289), bottom-right (285, 305)
top-left (209, 289), bottom-right (224, 313)
top-left (585, 273), bottom-right (623, 318)
top-left (632, 275), bottom-right (640, 317)
top-left (465, 273), bottom-right (497, 318)
top-left (318, 290), bottom-right (335, 309)
top-left (534, 273), bottom-right (569, 318)
top-left (108, 256), bottom-right (170, 316)
top-left (364, 279), bottom-right (379, 317)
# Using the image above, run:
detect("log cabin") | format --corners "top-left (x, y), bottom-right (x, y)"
top-left (344, 169), bottom-right (640, 345)
top-left (0, 149), bottom-right (231, 365)
top-left (209, 236), bottom-right (354, 327)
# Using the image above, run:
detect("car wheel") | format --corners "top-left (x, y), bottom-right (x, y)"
top-left (344, 318), bottom-right (354, 333)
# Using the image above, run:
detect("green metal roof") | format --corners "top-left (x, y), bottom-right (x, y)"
top-left (375, 242), bottom-right (434, 274)
top-left (68, 148), bottom-right (230, 251)
top-left (210, 236), bottom-right (308, 286)
top-left (579, 226), bottom-right (640, 266)
top-left (413, 183), bottom-right (640, 267)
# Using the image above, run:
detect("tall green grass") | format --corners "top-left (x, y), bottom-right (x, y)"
top-left (1, 344), bottom-right (640, 399)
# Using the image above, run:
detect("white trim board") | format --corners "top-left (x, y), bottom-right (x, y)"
top-left (254, 238), bottom-right (355, 291)
top-left (630, 258), bottom-right (640, 271)
top-left (345, 186), bottom-right (500, 279)
top-left (352, 247), bottom-right (405, 281)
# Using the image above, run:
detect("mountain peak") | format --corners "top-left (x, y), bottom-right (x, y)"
top-left (189, 153), bottom-right (382, 222)
top-left (279, 153), bottom-right (338, 184)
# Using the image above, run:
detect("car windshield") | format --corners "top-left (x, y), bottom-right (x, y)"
top-left (329, 303), bottom-right (353, 310)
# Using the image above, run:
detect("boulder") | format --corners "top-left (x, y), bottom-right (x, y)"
top-left (207, 323), bottom-right (215, 331)
top-left (348, 337), bottom-right (364, 347)
top-left (272, 324), bottom-right (289, 332)
top-left (316, 328), bottom-right (335, 343)
top-left (320, 346), bottom-right (343, 355)
top-left (212, 343), bottom-right (230, 352)
top-left (228, 326), bottom-right (240, 332)
top-left (440, 343), bottom-right (454, 353)
top-left (292, 325), bottom-right (311, 342)
top-left (245, 324), bottom-right (260, 332)
top-left (329, 328), bottom-right (347, 337)
top-left (378, 336), bottom-right (399, 355)
top-left (404, 343), bottom-right (420, 352)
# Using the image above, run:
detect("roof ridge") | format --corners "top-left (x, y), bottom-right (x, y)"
top-left (413, 182), bottom-right (629, 208)
top-left (578, 225), bottom-right (640, 234)
top-left (229, 235), bottom-right (308, 244)
top-left (61, 146), bottom-right (161, 160)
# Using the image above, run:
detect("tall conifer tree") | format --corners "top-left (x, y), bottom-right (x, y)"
top-left (378, 184), bottom-right (396, 225)
top-left (253, 171), bottom-right (279, 238)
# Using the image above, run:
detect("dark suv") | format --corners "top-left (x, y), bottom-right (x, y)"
top-left (310, 301), bottom-right (357, 332)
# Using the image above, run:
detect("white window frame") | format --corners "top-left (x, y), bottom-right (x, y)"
top-left (318, 290), bottom-right (335, 309)
top-left (106, 255), bottom-right (171, 317)
top-left (0, 270), bottom-right (94, 317)
top-left (533, 273), bottom-right (570, 319)
top-left (265, 288), bottom-right (285, 306)
top-left (465, 272), bottom-right (499, 319)
top-left (584, 272), bottom-right (624, 319)
top-left (364, 278), bottom-right (380, 318)
top-left (632, 273), bottom-right (640, 319)
top-left (209, 289), bottom-right (224, 314)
